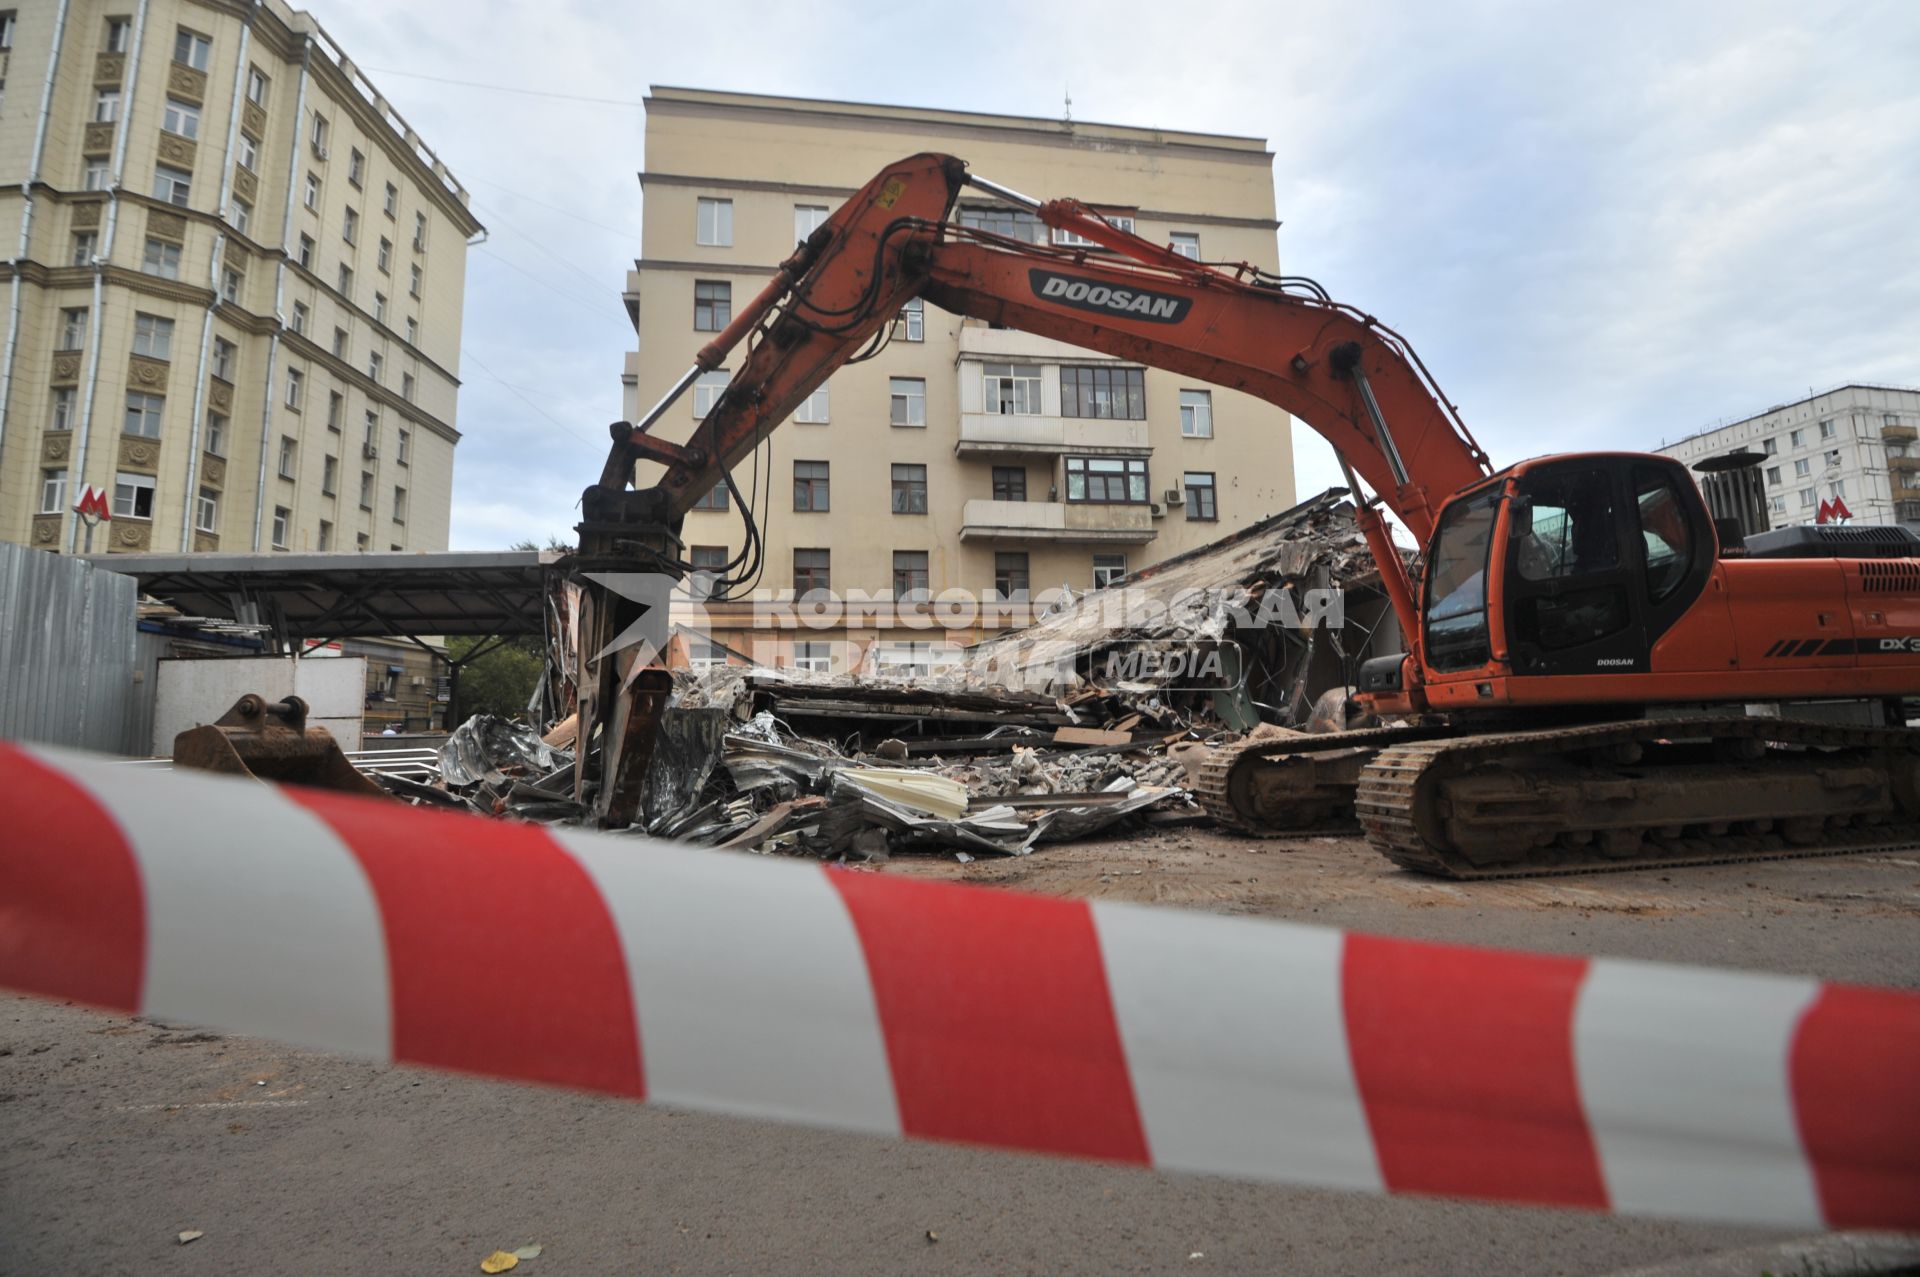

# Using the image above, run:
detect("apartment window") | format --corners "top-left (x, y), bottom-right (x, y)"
top-left (304, 173), bottom-right (320, 210)
top-left (1794, 457), bottom-right (1810, 478)
top-left (392, 486), bottom-right (406, 523)
top-left (326, 392), bottom-right (343, 431)
top-left (890, 377), bottom-right (925, 427)
top-left (892, 551), bottom-right (930, 601)
top-left (891, 463), bottom-right (927, 514)
top-left (1766, 464), bottom-right (1781, 486)
top-left (114, 471), bottom-right (156, 519)
top-left (71, 232), bottom-right (98, 265)
top-left (384, 182), bottom-right (398, 217)
top-left (1886, 414), bottom-right (1901, 428)
top-left (404, 318), bottom-right (418, 345)
top-left (1790, 428), bottom-right (1805, 448)
top-left (373, 292), bottom-right (386, 323)
top-left (93, 88), bottom-right (121, 123)
top-left (285, 366), bottom-right (304, 410)
top-left (58, 307), bottom-right (88, 350)
top-left (343, 207), bottom-right (358, 244)
top-left (693, 482), bottom-right (729, 511)
top-left (1065, 455), bottom-right (1148, 503)
top-left (298, 234), bottom-right (315, 269)
top-left (0, 12), bottom-right (14, 48)
top-left (690, 545), bottom-right (729, 574)
top-left (271, 506), bottom-right (290, 548)
top-left (413, 211), bottom-right (428, 251)
top-left (83, 159), bottom-right (111, 191)
top-left (230, 198), bottom-right (251, 236)
top-left (408, 264), bottom-right (421, 298)
top-left (894, 297), bottom-right (923, 342)
top-left (212, 338), bottom-right (236, 380)
top-left (1092, 554), bottom-right (1128, 588)
top-left (1180, 389), bottom-right (1214, 438)
top-left (311, 113), bottom-right (329, 154)
top-left (317, 519), bottom-right (333, 551)
top-left (363, 411), bottom-right (378, 451)
top-left (1184, 470), bottom-right (1218, 520)
top-left (337, 263), bottom-right (353, 296)
top-left (49, 387), bottom-right (75, 431)
top-left (321, 454), bottom-right (338, 495)
top-left (356, 532), bottom-right (370, 551)
top-left (993, 552), bottom-right (1030, 599)
top-left (153, 165), bottom-right (192, 207)
top-left (348, 148), bottom-right (364, 187)
top-left (793, 460), bottom-right (830, 512)
top-left (1825, 449), bottom-right (1842, 469)
top-left (693, 280), bottom-right (731, 331)
top-left (696, 197), bottom-right (732, 247)
top-left (1061, 365), bottom-right (1145, 419)
top-left (991, 465), bottom-right (1026, 501)
top-left (983, 362), bottom-right (1042, 415)
top-left (196, 487), bottom-right (219, 533)
top-left (1771, 495), bottom-right (1787, 515)
top-left (40, 468), bottom-right (67, 515)
top-left (396, 428), bottom-right (410, 466)
top-left (1829, 479), bottom-right (1846, 499)
top-left (332, 326), bottom-right (349, 358)
top-left (1800, 487), bottom-right (1816, 508)
top-left (1053, 214), bottom-right (1134, 247)
top-left (278, 435), bottom-right (297, 479)
top-left (1762, 436), bottom-right (1777, 456)
top-left (794, 204), bottom-right (828, 243)
top-left (358, 471), bottom-right (373, 509)
top-left (132, 313), bottom-right (175, 359)
top-left (204, 412), bottom-right (226, 456)
top-left (246, 66), bottom-right (269, 105)
top-left (1170, 232), bottom-right (1201, 260)
top-left (377, 237), bottom-right (391, 272)
top-left (793, 641), bottom-right (833, 673)
top-left (1818, 418), bottom-right (1836, 439)
top-left (794, 383), bottom-right (829, 424)
top-left (692, 369), bottom-right (730, 418)
top-left (793, 548), bottom-right (830, 597)
top-left (162, 98), bottom-right (200, 139)
top-left (173, 27), bottom-right (211, 71)
top-left (400, 372), bottom-right (415, 402)
top-left (237, 133), bottom-right (257, 172)
top-left (220, 266), bottom-right (242, 303)
top-left (106, 17), bottom-right (132, 52)
top-left (291, 301), bottom-right (310, 335)
top-left (958, 206), bottom-right (1047, 244)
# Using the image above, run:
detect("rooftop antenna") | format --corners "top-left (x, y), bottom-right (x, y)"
top-left (1063, 86), bottom-right (1072, 124)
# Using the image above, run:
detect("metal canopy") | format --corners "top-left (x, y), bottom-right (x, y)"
top-left (85, 550), bottom-right (553, 643)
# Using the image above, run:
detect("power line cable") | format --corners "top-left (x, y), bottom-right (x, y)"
top-left (472, 245), bottom-right (616, 320)
top-left (360, 66), bottom-right (648, 108)
top-left (459, 345), bottom-right (602, 448)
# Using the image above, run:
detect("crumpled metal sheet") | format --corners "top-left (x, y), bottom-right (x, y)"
top-left (639, 708), bottom-right (730, 835)
top-left (438, 715), bottom-right (573, 788)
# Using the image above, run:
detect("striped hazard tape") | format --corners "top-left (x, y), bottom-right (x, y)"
top-left (2, 741), bottom-right (1916, 1230)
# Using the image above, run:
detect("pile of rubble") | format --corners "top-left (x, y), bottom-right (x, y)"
top-left (374, 489), bottom-right (1395, 861)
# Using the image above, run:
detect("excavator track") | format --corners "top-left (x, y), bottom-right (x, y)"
top-left (1356, 717), bottom-right (1920, 879)
top-left (1195, 724), bottom-right (1457, 836)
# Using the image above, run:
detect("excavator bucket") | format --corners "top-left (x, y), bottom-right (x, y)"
top-left (171, 693), bottom-right (389, 799)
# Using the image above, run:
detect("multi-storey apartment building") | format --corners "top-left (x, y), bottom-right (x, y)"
top-left (625, 87), bottom-right (1295, 671)
top-left (0, 0), bottom-right (481, 558)
top-left (1659, 384), bottom-right (1920, 532)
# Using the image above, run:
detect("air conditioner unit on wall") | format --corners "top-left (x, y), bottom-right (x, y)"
top-left (362, 443), bottom-right (377, 459)
top-left (1164, 487), bottom-right (1183, 504)
top-left (1149, 500), bottom-right (1167, 518)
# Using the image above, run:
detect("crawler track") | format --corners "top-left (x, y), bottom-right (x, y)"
top-left (1195, 724), bottom-right (1454, 836)
top-left (1355, 717), bottom-right (1920, 879)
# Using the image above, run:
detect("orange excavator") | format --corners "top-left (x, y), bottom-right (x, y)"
top-left (575, 152), bottom-right (1920, 877)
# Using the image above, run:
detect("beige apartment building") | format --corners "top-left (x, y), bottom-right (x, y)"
top-left (626, 87), bottom-right (1296, 672)
top-left (0, 0), bottom-right (480, 560)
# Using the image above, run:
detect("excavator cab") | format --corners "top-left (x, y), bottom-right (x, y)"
top-left (1420, 454), bottom-right (1715, 691)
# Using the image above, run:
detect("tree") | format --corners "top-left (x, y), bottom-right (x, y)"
top-left (446, 635), bottom-right (544, 723)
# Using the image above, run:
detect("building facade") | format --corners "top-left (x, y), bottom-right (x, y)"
top-left (0, 0), bottom-right (481, 559)
top-left (1659, 384), bottom-right (1920, 531)
top-left (626, 87), bottom-right (1295, 672)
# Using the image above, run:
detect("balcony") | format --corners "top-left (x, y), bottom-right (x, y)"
top-left (959, 498), bottom-right (1156, 545)
top-left (1881, 422), bottom-right (1917, 444)
top-left (956, 413), bottom-right (1151, 457)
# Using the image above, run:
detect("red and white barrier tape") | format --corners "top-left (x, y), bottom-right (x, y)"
top-left (2, 741), bottom-right (1915, 1230)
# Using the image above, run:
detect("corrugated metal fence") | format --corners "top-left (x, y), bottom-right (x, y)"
top-left (0, 544), bottom-right (139, 754)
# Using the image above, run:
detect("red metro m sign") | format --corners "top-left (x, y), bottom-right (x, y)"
top-left (1815, 497), bottom-right (1853, 525)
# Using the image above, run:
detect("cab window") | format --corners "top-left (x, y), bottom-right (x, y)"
top-left (1633, 467), bottom-right (1694, 601)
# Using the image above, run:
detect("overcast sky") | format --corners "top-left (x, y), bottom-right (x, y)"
top-left (318, 0), bottom-right (1920, 550)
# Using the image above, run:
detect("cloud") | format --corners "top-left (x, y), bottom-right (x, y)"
top-left (317, 0), bottom-right (1919, 548)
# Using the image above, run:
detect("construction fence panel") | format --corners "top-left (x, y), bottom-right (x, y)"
top-left (0, 544), bottom-right (139, 755)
